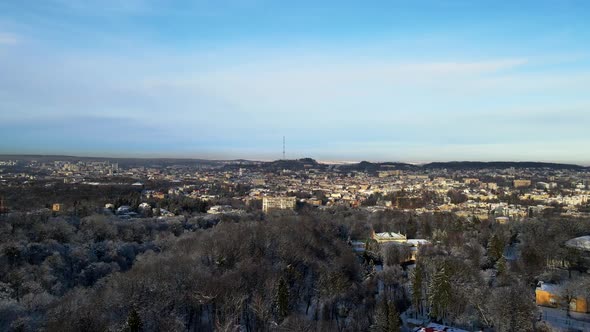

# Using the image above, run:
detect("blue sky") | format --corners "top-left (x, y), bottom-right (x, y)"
top-left (1, 1), bottom-right (590, 163)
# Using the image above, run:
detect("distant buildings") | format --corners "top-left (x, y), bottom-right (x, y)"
top-left (3, 157), bottom-right (590, 223)
top-left (207, 205), bottom-right (246, 215)
top-left (495, 216), bottom-right (510, 224)
top-left (378, 170), bottom-right (402, 178)
top-left (262, 196), bottom-right (296, 213)
top-left (513, 179), bottom-right (532, 188)
top-left (486, 182), bottom-right (499, 190)
top-left (252, 178), bottom-right (266, 186)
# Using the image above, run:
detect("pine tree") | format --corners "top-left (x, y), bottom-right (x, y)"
top-left (276, 277), bottom-right (289, 319)
top-left (387, 301), bottom-right (401, 332)
top-left (488, 234), bottom-right (504, 262)
top-left (496, 255), bottom-right (507, 276)
top-left (412, 264), bottom-right (424, 316)
top-left (372, 297), bottom-right (401, 332)
top-left (368, 259), bottom-right (376, 274)
top-left (428, 264), bottom-right (452, 322)
top-left (372, 297), bottom-right (389, 332)
top-left (123, 308), bottom-right (143, 332)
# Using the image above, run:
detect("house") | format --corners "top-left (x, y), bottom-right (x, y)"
top-left (565, 236), bottom-right (590, 252)
top-left (350, 241), bottom-right (366, 253)
top-left (565, 235), bottom-right (590, 268)
top-left (206, 205), bottom-right (245, 215)
top-left (152, 208), bottom-right (175, 217)
top-left (407, 239), bottom-right (431, 261)
top-left (371, 230), bottom-right (407, 243)
top-left (208, 205), bottom-right (232, 214)
top-left (513, 179), bottom-right (532, 188)
top-left (495, 216), bottom-right (510, 224)
top-left (262, 196), bottom-right (296, 213)
top-left (370, 230), bottom-right (430, 262)
top-left (536, 282), bottom-right (589, 313)
top-left (116, 205), bottom-right (132, 215)
top-left (52, 203), bottom-right (63, 212)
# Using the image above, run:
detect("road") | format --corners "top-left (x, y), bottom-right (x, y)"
top-left (540, 307), bottom-right (590, 331)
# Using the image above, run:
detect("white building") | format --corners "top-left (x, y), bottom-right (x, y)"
top-left (262, 196), bottom-right (296, 213)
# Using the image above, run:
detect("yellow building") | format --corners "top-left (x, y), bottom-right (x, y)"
top-left (368, 230), bottom-right (430, 263)
top-left (495, 216), bottom-right (510, 224)
top-left (252, 178), bottom-right (266, 186)
top-left (513, 179), bottom-right (532, 188)
top-left (437, 204), bottom-right (455, 212)
top-left (520, 193), bottom-right (550, 201)
top-left (52, 203), bottom-right (63, 212)
top-left (371, 230), bottom-right (407, 243)
top-left (536, 283), bottom-right (589, 313)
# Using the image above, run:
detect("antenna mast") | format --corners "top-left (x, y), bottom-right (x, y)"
top-left (283, 136), bottom-right (286, 160)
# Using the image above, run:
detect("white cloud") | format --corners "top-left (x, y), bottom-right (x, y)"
top-left (1, 42), bottom-right (588, 162)
top-left (50, 0), bottom-right (152, 15)
top-left (0, 32), bottom-right (18, 44)
top-left (138, 56), bottom-right (531, 119)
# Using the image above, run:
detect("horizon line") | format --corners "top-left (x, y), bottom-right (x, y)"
top-left (0, 153), bottom-right (588, 167)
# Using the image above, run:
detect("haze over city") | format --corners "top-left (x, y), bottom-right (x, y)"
top-left (1, 1), bottom-right (590, 163)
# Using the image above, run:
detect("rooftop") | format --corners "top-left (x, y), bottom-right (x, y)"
top-left (565, 236), bottom-right (590, 251)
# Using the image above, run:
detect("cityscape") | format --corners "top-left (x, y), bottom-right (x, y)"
top-left (1, 156), bottom-right (589, 331)
top-left (2, 1), bottom-right (590, 332)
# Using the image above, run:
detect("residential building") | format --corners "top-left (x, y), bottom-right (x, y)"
top-left (262, 196), bottom-right (296, 213)
top-left (513, 179), bottom-right (532, 188)
top-left (536, 282), bottom-right (589, 314)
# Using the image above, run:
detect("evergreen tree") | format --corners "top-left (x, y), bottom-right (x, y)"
top-left (276, 277), bottom-right (289, 319)
top-left (368, 259), bottom-right (376, 275)
top-left (123, 308), bottom-right (143, 332)
top-left (372, 297), bottom-right (401, 332)
top-left (428, 264), bottom-right (452, 322)
top-left (387, 301), bottom-right (401, 332)
top-left (488, 234), bottom-right (504, 262)
top-left (496, 255), bottom-right (507, 276)
top-left (412, 263), bottom-right (424, 316)
top-left (372, 297), bottom-right (389, 332)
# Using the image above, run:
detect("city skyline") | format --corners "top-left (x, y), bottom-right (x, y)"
top-left (1, 1), bottom-right (590, 163)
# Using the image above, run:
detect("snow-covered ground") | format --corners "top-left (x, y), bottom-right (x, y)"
top-left (540, 307), bottom-right (590, 331)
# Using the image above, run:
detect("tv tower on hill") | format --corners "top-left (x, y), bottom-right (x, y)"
top-left (282, 136), bottom-right (286, 160)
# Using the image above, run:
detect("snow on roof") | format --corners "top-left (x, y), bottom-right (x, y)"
top-left (538, 282), bottom-right (561, 293)
top-left (374, 232), bottom-right (406, 240)
top-left (414, 323), bottom-right (470, 332)
top-left (407, 239), bottom-right (430, 246)
top-left (565, 235), bottom-right (590, 251)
